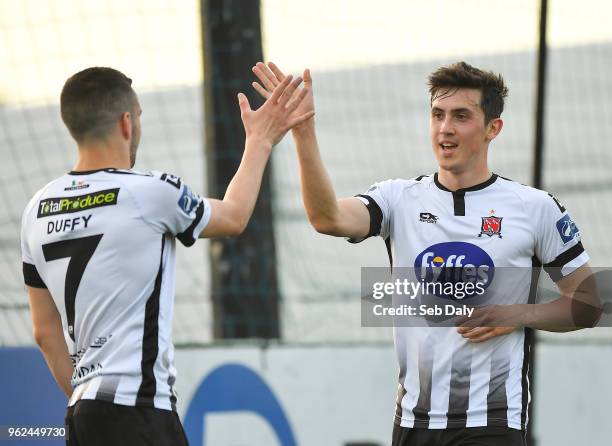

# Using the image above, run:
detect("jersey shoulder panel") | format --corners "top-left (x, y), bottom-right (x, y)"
top-left (352, 175), bottom-right (432, 242)
top-left (20, 176), bottom-right (70, 270)
top-left (363, 174), bottom-right (431, 207)
top-left (22, 176), bottom-right (67, 218)
top-left (496, 176), bottom-right (588, 274)
top-left (378, 174), bottom-right (431, 190)
top-left (113, 169), bottom-right (186, 225)
top-left (114, 170), bottom-right (211, 245)
top-left (495, 176), bottom-right (566, 215)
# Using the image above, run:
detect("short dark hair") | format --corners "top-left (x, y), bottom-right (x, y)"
top-left (427, 61), bottom-right (508, 123)
top-left (60, 67), bottom-right (137, 142)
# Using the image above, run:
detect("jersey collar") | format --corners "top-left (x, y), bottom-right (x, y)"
top-left (68, 168), bottom-right (125, 175)
top-left (433, 172), bottom-right (498, 193)
top-left (433, 173), bottom-right (498, 216)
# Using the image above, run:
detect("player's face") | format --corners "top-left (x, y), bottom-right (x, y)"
top-left (129, 102), bottom-right (142, 168)
top-left (430, 88), bottom-right (497, 175)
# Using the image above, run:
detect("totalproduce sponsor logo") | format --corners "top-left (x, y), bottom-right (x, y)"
top-left (37, 188), bottom-right (120, 218)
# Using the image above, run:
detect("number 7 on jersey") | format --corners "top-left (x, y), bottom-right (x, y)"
top-left (42, 234), bottom-right (103, 341)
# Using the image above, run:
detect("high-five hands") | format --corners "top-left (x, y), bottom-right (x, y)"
top-left (238, 73), bottom-right (314, 147)
top-left (251, 62), bottom-right (315, 131)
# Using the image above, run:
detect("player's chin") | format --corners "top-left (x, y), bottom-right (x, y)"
top-left (436, 157), bottom-right (461, 172)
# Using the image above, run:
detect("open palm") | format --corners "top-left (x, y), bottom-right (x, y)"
top-left (238, 74), bottom-right (314, 147)
top-left (252, 62), bottom-right (314, 129)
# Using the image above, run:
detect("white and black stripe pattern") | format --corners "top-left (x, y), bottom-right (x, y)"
top-left (176, 200), bottom-right (206, 247)
top-left (354, 173), bottom-right (589, 431)
top-left (544, 242), bottom-right (585, 282)
top-left (136, 236), bottom-right (165, 407)
top-left (411, 336), bottom-right (435, 428)
top-left (95, 376), bottom-right (121, 403)
top-left (486, 352), bottom-right (510, 426)
top-left (446, 343), bottom-right (472, 427)
top-left (21, 169), bottom-right (210, 412)
top-left (22, 262), bottom-right (46, 288)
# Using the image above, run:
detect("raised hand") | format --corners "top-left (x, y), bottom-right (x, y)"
top-left (238, 74), bottom-right (314, 147)
top-left (252, 62), bottom-right (315, 131)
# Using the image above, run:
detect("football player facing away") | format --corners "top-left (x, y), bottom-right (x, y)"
top-left (21, 67), bottom-right (313, 446)
top-left (252, 61), bottom-right (600, 446)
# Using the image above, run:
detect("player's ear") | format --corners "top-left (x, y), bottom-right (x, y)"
top-left (485, 117), bottom-right (503, 142)
top-left (119, 111), bottom-right (132, 140)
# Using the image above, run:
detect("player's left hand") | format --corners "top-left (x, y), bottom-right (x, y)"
top-left (457, 325), bottom-right (516, 343)
top-left (252, 62), bottom-right (315, 131)
top-left (238, 74), bottom-right (314, 147)
top-left (456, 304), bottom-right (527, 343)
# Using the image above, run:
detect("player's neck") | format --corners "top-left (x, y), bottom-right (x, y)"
top-left (436, 166), bottom-right (493, 191)
top-left (73, 140), bottom-right (131, 172)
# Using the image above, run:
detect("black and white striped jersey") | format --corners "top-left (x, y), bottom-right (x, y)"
top-left (353, 173), bottom-right (588, 430)
top-left (21, 168), bottom-right (211, 411)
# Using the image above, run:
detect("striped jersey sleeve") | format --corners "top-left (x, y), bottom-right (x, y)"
top-left (134, 171), bottom-right (211, 247)
top-left (21, 189), bottom-right (47, 288)
top-left (531, 192), bottom-right (589, 281)
top-left (350, 179), bottom-right (400, 243)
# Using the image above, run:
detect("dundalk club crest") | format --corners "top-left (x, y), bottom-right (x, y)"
top-left (478, 215), bottom-right (503, 238)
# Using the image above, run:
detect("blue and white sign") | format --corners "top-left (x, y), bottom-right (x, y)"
top-left (184, 364), bottom-right (296, 446)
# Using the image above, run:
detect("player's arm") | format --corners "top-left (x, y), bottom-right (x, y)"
top-left (251, 62), bottom-right (370, 239)
top-left (523, 262), bottom-right (601, 332)
top-left (200, 138), bottom-right (274, 238)
top-left (200, 74), bottom-right (314, 238)
top-left (293, 125), bottom-right (370, 238)
top-left (27, 286), bottom-right (73, 397)
top-left (460, 194), bottom-right (598, 342)
top-left (459, 263), bottom-right (601, 342)
top-left (522, 195), bottom-right (600, 332)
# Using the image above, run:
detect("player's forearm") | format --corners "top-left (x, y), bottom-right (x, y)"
top-left (292, 125), bottom-right (342, 233)
top-left (522, 296), bottom-right (600, 332)
top-left (221, 137), bottom-right (272, 233)
top-left (37, 337), bottom-right (73, 397)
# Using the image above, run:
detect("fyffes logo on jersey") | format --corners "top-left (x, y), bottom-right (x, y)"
top-left (37, 188), bottom-right (120, 218)
top-left (414, 241), bottom-right (495, 300)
